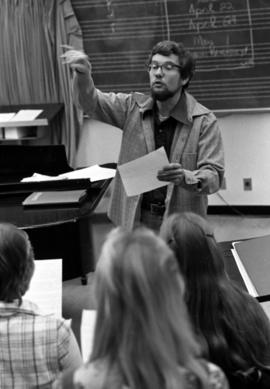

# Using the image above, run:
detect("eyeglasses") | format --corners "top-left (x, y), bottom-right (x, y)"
top-left (148, 61), bottom-right (182, 73)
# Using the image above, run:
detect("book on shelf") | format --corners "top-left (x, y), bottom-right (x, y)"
top-left (231, 234), bottom-right (270, 298)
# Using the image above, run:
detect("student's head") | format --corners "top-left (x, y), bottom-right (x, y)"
top-left (91, 227), bottom-right (208, 389)
top-left (93, 227), bottom-right (186, 347)
top-left (160, 212), bottom-right (270, 374)
top-left (160, 211), bottom-right (231, 355)
top-left (0, 223), bottom-right (34, 303)
top-left (160, 212), bottom-right (226, 293)
top-left (147, 40), bottom-right (195, 101)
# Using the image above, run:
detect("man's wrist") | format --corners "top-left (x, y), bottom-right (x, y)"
top-left (75, 68), bottom-right (86, 75)
top-left (74, 63), bottom-right (91, 75)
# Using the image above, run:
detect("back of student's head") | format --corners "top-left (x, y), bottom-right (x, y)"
top-left (160, 212), bottom-right (270, 377)
top-left (0, 223), bottom-right (34, 303)
top-left (91, 227), bottom-right (208, 389)
top-left (160, 212), bottom-right (225, 294)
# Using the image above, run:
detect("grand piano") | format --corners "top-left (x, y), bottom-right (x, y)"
top-left (0, 144), bottom-right (113, 283)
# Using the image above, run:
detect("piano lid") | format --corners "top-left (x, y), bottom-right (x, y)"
top-left (0, 145), bottom-right (72, 181)
top-left (0, 145), bottom-right (92, 194)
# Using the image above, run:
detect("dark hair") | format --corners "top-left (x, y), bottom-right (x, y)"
top-left (0, 223), bottom-right (34, 304)
top-left (148, 40), bottom-right (195, 89)
top-left (160, 212), bottom-right (270, 377)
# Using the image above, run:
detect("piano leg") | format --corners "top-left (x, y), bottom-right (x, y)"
top-left (81, 275), bottom-right (88, 285)
top-left (77, 216), bottom-right (95, 285)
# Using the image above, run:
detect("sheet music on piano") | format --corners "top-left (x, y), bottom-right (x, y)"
top-left (21, 164), bottom-right (116, 183)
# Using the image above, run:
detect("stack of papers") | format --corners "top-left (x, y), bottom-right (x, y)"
top-left (24, 259), bottom-right (62, 317)
top-left (80, 310), bottom-right (97, 362)
top-left (0, 113), bottom-right (16, 123)
top-left (0, 109), bottom-right (43, 127)
top-left (21, 164), bottom-right (116, 183)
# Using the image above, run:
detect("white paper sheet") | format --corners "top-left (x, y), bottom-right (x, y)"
top-left (80, 309), bottom-right (97, 362)
top-left (21, 173), bottom-right (64, 182)
top-left (21, 165), bottom-right (116, 182)
top-left (0, 113), bottom-right (16, 123)
top-left (24, 259), bottom-right (62, 317)
top-left (118, 147), bottom-right (170, 197)
top-left (59, 165), bottom-right (116, 181)
top-left (9, 109), bottom-right (43, 122)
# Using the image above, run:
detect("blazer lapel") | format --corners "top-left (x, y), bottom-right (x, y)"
top-left (141, 113), bottom-right (155, 153)
top-left (170, 122), bottom-right (191, 162)
top-left (166, 122), bottom-right (192, 201)
top-left (138, 96), bottom-right (155, 153)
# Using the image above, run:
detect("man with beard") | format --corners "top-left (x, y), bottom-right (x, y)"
top-left (62, 41), bottom-right (224, 231)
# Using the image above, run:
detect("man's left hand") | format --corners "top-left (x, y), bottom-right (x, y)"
top-left (157, 163), bottom-right (185, 185)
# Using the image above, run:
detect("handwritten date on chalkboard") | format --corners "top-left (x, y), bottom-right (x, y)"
top-left (72, 0), bottom-right (270, 111)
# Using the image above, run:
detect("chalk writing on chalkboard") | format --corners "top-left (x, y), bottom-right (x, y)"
top-left (71, 0), bottom-right (270, 111)
top-left (184, 1), bottom-right (254, 71)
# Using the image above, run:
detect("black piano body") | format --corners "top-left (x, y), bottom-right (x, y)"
top-left (0, 145), bottom-right (112, 282)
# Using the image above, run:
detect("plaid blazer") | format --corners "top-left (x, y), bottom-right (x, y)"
top-left (74, 75), bottom-right (225, 230)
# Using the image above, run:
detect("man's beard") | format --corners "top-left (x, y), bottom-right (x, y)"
top-left (150, 86), bottom-right (176, 101)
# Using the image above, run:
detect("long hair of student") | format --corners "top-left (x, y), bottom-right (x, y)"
top-left (160, 212), bottom-right (270, 375)
top-left (90, 227), bottom-right (209, 389)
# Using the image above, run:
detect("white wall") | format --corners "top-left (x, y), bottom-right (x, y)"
top-left (75, 119), bottom-right (122, 168)
top-left (209, 112), bottom-right (270, 206)
top-left (76, 113), bottom-right (270, 206)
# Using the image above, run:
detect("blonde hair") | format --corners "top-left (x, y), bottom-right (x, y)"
top-left (91, 227), bottom-right (208, 389)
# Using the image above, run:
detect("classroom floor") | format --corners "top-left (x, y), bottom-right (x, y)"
top-left (62, 208), bottom-right (270, 346)
top-left (209, 214), bottom-right (270, 242)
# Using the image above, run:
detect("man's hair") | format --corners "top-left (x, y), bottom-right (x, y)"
top-left (148, 40), bottom-right (196, 89)
top-left (160, 212), bottom-right (270, 377)
top-left (90, 226), bottom-right (208, 389)
top-left (0, 223), bottom-right (34, 303)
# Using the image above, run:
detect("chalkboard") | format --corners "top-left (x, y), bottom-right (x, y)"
top-left (71, 0), bottom-right (270, 111)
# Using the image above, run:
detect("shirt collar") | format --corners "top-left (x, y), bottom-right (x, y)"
top-left (0, 299), bottom-right (40, 316)
top-left (169, 92), bottom-right (190, 125)
top-left (136, 91), bottom-right (191, 126)
top-left (135, 90), bottom-right (211, 124)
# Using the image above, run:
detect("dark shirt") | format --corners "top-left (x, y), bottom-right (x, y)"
top-left (141, 109), bottom-right (177, 208)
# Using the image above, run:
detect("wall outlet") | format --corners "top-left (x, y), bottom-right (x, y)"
top-left (243, 178), bottom-right (252, 191)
